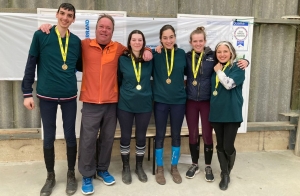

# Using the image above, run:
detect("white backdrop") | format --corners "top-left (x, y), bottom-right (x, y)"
top-left (0, 13), bottom-right (253, 137)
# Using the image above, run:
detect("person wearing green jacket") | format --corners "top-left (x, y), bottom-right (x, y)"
top-left (209, 41), bottom-right (245, 191)
top-left (152, 24), bottom-right (187, 185)
top-left (117, 30), bottom-right (153, 185)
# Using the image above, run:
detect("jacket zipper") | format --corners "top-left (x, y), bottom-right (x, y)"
top-left (98, 47), bottom-right (104, 103)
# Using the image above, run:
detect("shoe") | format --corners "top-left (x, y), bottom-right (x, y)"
top-left (121, 154), bottom-right (132, 185)
top-left (96, 170), bottom-right (116, 185)
top-left (185, 164), bottom-right (199, 179)
top-left (135, 162), bottom-right (148, 183)
top-left (219, 173), bottom-right (230, 190)
top-left (66, 170), bottom-right (77, 195)
top-left (155, 166), bottom-right (166, 185)
top-left (204, 166), bottom-right (215, 182)
top-left (170, 165), bottom-right (182, 184)
top-left (217, 150), bottom-right (230, 190)
top-left (81, 177), bottom-right (94, 195)
top-left (40, 172), bottom-right (56, 196)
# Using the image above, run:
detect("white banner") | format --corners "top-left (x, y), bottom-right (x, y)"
top-left (0, 13), bottom-right (253, 136)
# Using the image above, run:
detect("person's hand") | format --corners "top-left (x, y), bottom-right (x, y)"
top-left (38, 24), bottom-right (53, 34)
top-left (24, 97), bottom-right (35, 110)
top-left (214, 63), bottom-right (223, 72)
top-left (143, 50), bottom-right (153, 61)
top-left (237, 59), bottom-right (249, 70)
top-left (155, 45), bottom-right (163, 53)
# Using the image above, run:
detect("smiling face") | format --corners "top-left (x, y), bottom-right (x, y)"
top-left (56, 7), bottom-right (75, 29)
top-left (216, 44), bottom-right (231, 63)
top-left (130, 33), bottom-right (144, 54)
top-left (160, 29), bottom-right (176, 49)
top-left (190, 33), bottom-right (206, 53)
top-left (95, 17), bottom-right (114, 45)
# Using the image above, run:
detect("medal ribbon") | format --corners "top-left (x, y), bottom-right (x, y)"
top-left (164, 48), bottom-right (174, 78)
top-left (55, 26), bottom-right (69, 65)
top-left (215, 61), bottom-right (230, 89)
top-left (131, 55), bottom-right (141, 84)
top-left (192, 51), bottom-right (203, 79)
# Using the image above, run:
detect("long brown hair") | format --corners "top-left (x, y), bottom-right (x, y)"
top-left (127, 30), bottom-right (146, 62)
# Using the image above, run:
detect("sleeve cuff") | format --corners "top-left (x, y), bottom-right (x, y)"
top-left (23, 93), bottom-right (33, 98)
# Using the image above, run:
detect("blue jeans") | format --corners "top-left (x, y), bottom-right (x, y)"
top-left (39, 98), bottom-right (77, 149)
top-left (154, 102), bottom-right (185, 149)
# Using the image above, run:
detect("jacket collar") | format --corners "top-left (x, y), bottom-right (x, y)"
top-left (90, 39), bottom-right (114, 49)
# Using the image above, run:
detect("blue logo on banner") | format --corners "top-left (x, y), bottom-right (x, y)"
top-left (85, 20), bottom-right (90, 38)
top-left (237, 41), bottom-right (244, 47)
top-left (233, 21), bottom-right (248, 26)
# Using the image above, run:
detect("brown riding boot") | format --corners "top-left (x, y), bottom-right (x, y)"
top-left (155, 166), bottom-right (166, 185)
top-left (171, 165), bottom-right (182, 184)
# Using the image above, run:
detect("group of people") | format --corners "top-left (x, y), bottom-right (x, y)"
top-left (21, 3), bottom-right (248, 196)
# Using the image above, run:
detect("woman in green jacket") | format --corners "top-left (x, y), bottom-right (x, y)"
top-left (117, 30), bottom-right (153, 185)
top-left (209, 41), bottom-right (245, 191)
top-left (152, 25), bottom-right (187, 185)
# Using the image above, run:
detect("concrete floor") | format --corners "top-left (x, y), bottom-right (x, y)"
top-left (1, 150), bottom-right (300, 196)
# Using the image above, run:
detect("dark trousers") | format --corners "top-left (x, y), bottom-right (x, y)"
top-left (211, 122), bottom-right (240, 155)
top-left (154, 102), bottom-right (185, 149)
top-left (117, 108), bottom-right (152, 147)
top-left (185, 100), bottom-right (213, 145)
top-left (39, 98), bottom-right (77, 149)
top-left (78, 103), bottom-right (117, 177)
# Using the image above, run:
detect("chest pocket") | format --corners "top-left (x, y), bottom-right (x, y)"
top-left (102, 46), bottom-right (118, 65)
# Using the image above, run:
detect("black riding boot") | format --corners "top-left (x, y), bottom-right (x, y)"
top-left (121, 154), bottom-right (132, 184)
top-left (66, 145), bottom-right (77, 195)
top-left (40, 172), bottom-right (56, 196)
top-left (41, 147), bottom-right (55, 196)
top-left (135, 155), bottom-right (147, 182)
top-left (217, 150), bottom-right (230, 190)
top-left (227, 150), bottom-right (236, 175)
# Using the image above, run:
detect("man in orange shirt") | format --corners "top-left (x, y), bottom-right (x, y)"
top-left (78, 15), bottom-right (152, 195)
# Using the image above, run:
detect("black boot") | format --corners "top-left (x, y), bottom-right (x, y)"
top-left (40, 172), bottom-right (56, 196)
top-left (66, 146), bottom-right (78, 195)
top-left (41, 147), bottom-right (55, 196)
top-left (217, 150), bottom-right (230, 190)
top-left (227, 150), bottom-right (236, 175)
top-left (43, 147), bottom-right (55, 173)
top-left (67, 145), bottom-right (77, 171)
top-left (66, 170), bottom-right (77, 195)
top-left (121, 154), bottom-right (132, 184)
top-left (135, 155), bottom-right (147, 182)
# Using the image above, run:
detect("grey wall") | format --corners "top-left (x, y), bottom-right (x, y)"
top-left (0, 0), bottom-right (298, 129)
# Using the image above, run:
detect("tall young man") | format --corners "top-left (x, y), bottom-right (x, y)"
top-left (22, 3), bottom-right (81, 196)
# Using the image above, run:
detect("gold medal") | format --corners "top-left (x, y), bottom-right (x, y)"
top-left (166, 78), bottom-right (171, 84)
top-left (214, 61), bottom-right (230, 97)
top-left (192, 51), bottom-right (203, 87)
top-left (55, 27), bottom-right (69, 72)
top-left (213, 90), bottom-right (218, 96)
top-left (62, 64), bottom-right (68, 70)
top-left (192, 80), bottom-right (197, 86)
top-left (131, 56), bottom-right (142, 90)
top-left (136, 84), bottom-right (142, 90)
top-left (165, 48), bottom-right (174, 84)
